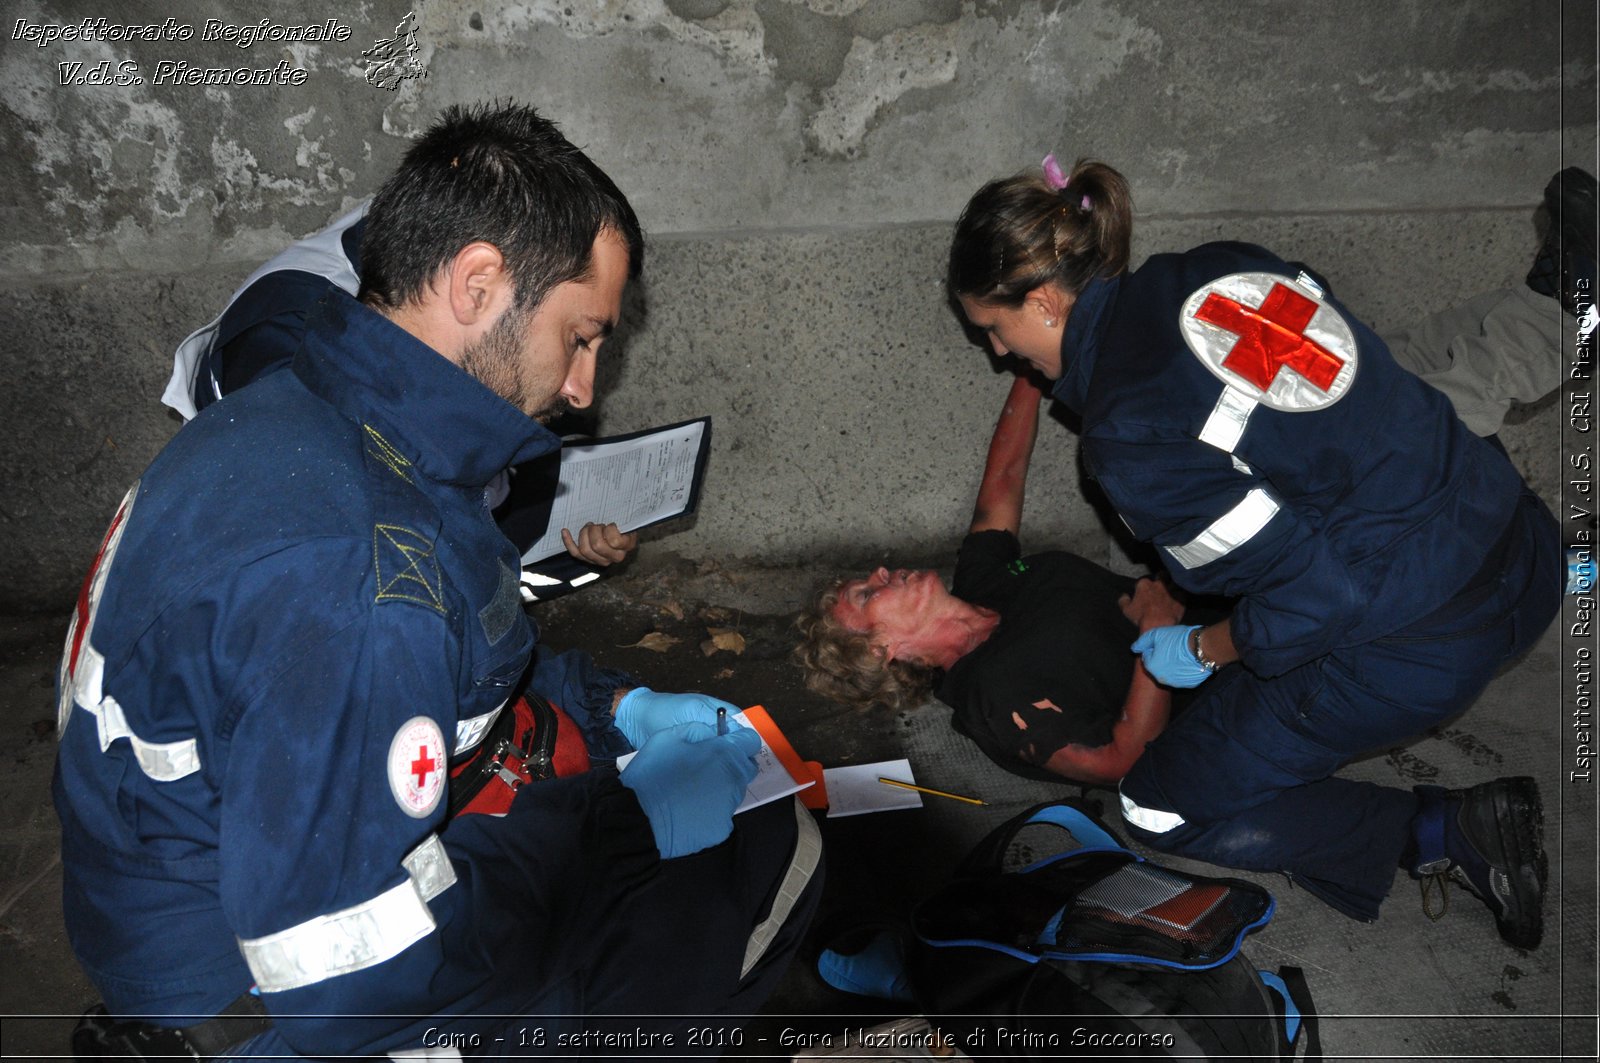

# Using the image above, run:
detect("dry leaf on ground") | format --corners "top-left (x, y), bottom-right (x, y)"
top-left (700, 627), bottom-right (746, 656)
top-left (645, 599), bottom-right (686, 621)
top-left (622, 631), bottom-right (680, 652)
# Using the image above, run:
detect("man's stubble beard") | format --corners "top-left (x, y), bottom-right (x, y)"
top-left (457, 305), bottom-right (570, 424)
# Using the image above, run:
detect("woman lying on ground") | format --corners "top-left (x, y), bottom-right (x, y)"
top-left (796, 369), bottom-right (1226, 788)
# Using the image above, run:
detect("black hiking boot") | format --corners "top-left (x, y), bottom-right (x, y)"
top-left (1412, 776), bottom-right (1547, 950)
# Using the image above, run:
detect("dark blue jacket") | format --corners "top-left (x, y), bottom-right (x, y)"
top-left (167, 205), bottom-right (368, 418)
top-left (55, 292), bottom-right (651, 1057)
top-left (1053, 242), bottom-right (1526, 677)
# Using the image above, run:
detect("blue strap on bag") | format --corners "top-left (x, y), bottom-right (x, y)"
top-left (906, 799), bottom-right (1319, 1061)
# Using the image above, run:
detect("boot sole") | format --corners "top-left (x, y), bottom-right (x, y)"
top-left (1486, 776), bottom-right (1547, 950)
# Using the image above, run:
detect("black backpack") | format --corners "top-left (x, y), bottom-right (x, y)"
top-left (906, 799), bottom-right (1319, 1061)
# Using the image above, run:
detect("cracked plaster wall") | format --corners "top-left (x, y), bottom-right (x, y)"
top-left (1, 0), bottom-right (1594, 608)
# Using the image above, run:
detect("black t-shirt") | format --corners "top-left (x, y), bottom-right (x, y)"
top-left (934, 529), bottom-right (1231, 783)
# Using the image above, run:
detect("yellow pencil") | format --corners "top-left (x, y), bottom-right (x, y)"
top-left (877, 776), bottom-right (986, 806)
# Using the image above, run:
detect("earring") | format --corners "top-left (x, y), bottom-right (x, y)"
top-left (1044, 317), bottom-right (1057, 328)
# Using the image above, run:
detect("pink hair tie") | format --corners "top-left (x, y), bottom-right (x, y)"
top-left (1080, 194), bottom-right (1092, 211)
top-left (1041, 154), bottom-right (1068, 190)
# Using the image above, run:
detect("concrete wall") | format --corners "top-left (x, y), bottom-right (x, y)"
top-left (2, 0), bottom-right (1594, 609)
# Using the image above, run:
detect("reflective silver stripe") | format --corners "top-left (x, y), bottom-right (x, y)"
top-left (1293, 270), bottom-right (1324, 299)
top-left (241, 835), bottom-right (456, 993)
top-left (70, 644), bottom-right (202, 783)
top-left (1120, 789), bottom-right (1186, 834)
top-left (741, 798), bottom-right (822, 979)
top-left (1231, 455), bottom-right (1254, 475)
top-left (570, 572), bottom-right (601, 588)
top-left (400, 834), bottom-right (457, 902)
top-left (1162, 488), bottom-right (1280, 570)
top-left (453, 703), bottom-right (504, 756)
top-left (98, 693), bottom-right (202, 781)
top-left (1197, 387), bottom-right (1258, 455)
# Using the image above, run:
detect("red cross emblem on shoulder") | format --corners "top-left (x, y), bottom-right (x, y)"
top-left (388, 716), bottom-right (447, 819)
top-left (1179, 272), bottom-right (1358, 412)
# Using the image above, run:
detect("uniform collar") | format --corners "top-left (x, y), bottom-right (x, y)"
top-left (1051, 273), bottom-right (1121, 413)
top-left (293, 291), bottom-right (561, 487)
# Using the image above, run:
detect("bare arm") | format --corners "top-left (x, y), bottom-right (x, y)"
top-left (1040, 578), bottom-right (1183, 786)
top-left (970, 372), bottom-right (1048, 535)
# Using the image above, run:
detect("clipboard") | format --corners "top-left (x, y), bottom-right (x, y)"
top-left (506, 417), bottom-right (713, 565)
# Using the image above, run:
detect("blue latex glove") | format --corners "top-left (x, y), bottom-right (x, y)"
top-left (1131, 624), bottom-right (1213, 689)
top-left (619, 722), bottom-right (761, 858)
top-left (615, 687), bottom-right (740, 750)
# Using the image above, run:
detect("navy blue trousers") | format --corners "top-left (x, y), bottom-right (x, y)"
top-left (1120, 491), bottom-right (1560, 921)
top-left (484, 795), bottom-right (823, 1058)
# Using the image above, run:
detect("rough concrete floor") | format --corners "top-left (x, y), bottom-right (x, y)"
top-left (1, 554), bottom-right (1595, 1061)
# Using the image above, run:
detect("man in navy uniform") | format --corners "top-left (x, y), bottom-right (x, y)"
top-left (58, 101), bottom-right (820, 1059)
top-left (163, 198), bottom-right (636, 598)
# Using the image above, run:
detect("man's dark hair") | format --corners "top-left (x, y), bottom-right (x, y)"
top-left (359, 100), bottom-right (644, 313)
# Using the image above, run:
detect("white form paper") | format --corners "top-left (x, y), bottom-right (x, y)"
top-left (521, 419), bottom-right (709, 564)
top-left (615, 712), bottom-right (813, 815)
top-left (824, 759), bottom-right (925, 818)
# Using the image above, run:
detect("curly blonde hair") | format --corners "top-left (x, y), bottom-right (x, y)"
top-left (792, 580), bottom-right (937, 712)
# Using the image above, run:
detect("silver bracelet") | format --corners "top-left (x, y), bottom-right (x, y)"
top-left (1189, 626), bottom-right (1219, 673)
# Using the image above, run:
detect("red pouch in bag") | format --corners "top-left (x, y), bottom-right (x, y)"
top-left (448, 691), bottom-right (591, 817)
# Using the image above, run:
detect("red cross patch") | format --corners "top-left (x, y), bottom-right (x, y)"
top-left (1178, 272), bottom-right (1357, 412)
top-left (388, 716), bottom-right (447, 818)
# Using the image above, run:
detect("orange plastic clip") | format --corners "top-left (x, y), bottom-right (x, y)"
top-left (741, 705), bottom-right (828, 810)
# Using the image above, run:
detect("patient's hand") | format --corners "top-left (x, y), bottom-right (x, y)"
top-left (1118, 577), bottom-right (1185, 632)
top-left (562, 522), bottom-right (639, 566)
